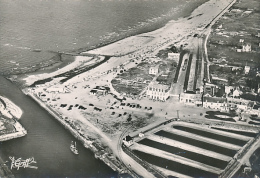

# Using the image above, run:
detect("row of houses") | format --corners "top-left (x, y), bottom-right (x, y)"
top-left (203, 97), bottom-right (255, 111)
top-left (179, 90), bottom-right (257, 113)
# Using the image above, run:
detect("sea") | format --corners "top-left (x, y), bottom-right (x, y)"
top-left (0, 0), bottom-right (208, 177)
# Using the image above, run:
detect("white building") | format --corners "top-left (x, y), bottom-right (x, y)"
top-left (203, 97), bottom-right (228, 111)
top-left (146, 82), bottom-right (170, 101)
top-left (225, 86), bottom-right (235, 95)
top-left (179, 93), bottom-right (201, 106)
top-left (242, 43), bottom-right (251, 52)
top-left (233, 89), bottom-right (242, 98)
top-left (245, 66), bottom-right (250, 74)
top-left (168, 52), bottom-right (180, 62)
top-left (149, 65), bottom-right (159, 75)
top-left (237, 49), bottom-right (242, 52)
top-left (227, 97), bottom-right (254, 111)
top-left (123, 135), bottom-right (133, 147)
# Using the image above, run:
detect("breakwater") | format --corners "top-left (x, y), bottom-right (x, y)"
top-left (23, 90), bottom-right (125, 175)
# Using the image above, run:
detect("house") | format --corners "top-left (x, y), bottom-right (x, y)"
top-left (236, 49), bottom-right (242, 52)
top-left (179, 93), bottom-right (202, 106)
top-left (257, 32), bottom-right (260, 38)
top-left (203, 97), bottom-right (228, 111)
top-left (146, 82), bottom-right (170, 101)
top-left (227, 97), bottom-right (254, 111)
top-left (149, 65), bottom-right (159, 75)
top-left (225, 86), bottom-right (235, 95)
top-left (168, 52), bottom-right (180, 62)
top-left (245, 66), bottom-right (250, 74)
top-left (242, 43), bottom-right (251, 52)
top-left (203, 84), bottom-right (218, 97)
top-left (90, 86), bottom-right (110, 96)
top-left (123, 135), bottom-right (133, 147)
top-left (239, 39), bottom-right (244, 43)
top-left (251, 104), bottom-right (260, 116)
top-left (232, 89), bottom-right (242, 98)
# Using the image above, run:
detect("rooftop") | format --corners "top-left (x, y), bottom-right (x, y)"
top-left (203, 97), bottom-right (227, 103)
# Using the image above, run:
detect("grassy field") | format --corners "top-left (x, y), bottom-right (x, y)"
top-left (111, 62), bottom-right (153, 96)
top-left (112, 60), bottom-right (175, 96)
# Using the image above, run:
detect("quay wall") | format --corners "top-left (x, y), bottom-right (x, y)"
top-left (0, 129), bottom-right (27, 142)
top-left (24, 90), bottom-right (124, 174)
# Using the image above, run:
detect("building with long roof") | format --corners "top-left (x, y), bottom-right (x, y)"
top-left (146, 82), bottom-right (170, 101)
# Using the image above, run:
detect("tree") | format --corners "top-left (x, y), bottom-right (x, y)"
top-left (127, 116), bottom-right (132, 122)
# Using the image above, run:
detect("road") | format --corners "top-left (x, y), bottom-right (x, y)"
top-left (117, 124), bottom-right (155, 178)
top-left (170, 53), bottom-right (190, 95)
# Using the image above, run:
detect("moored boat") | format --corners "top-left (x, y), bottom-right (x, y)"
top-left (70, 141), bottom-right (79, 155)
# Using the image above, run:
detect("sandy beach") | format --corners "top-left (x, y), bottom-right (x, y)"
top-left (20, 0), bottom-right (234, 87)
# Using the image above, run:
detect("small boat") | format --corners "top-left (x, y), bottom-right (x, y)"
top-left (70, 141), bottom-right (79, 155)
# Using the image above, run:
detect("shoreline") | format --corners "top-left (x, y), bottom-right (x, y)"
top-left (12, 0), bottom-right (214, 87)
top-left (4, 0), bottom-right (209, 82)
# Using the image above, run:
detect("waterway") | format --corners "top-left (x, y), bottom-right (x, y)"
top-left (0, 76), bottom-right (117, 177)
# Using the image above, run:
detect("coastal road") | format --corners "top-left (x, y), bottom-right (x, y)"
top-left (117, 125), bottom-right (155, 178)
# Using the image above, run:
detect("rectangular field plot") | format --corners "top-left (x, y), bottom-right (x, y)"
top-left (172, 126), bottom-right (248, 146)
top-left (211, 127), bottom-right (258, 137)
top-left (133, 150), bottom-right (218, 178)
top-left (155, 130), bottom-right (237, 157)
top-left (138, 138), bottom-right (228, 169)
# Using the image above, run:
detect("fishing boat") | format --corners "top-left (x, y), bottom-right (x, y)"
top-left (70, 141), bottom-right (79, 155)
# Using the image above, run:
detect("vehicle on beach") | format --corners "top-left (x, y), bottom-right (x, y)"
top-left (70, 141), bottom-right (79, 155)
top-left (182, 59), bottom-right (188, 71)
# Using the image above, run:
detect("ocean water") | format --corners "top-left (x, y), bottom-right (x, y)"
top-left (0, 0), bottom-right (209, 177)
top-left (0, 0), bottom-right (207, 74)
